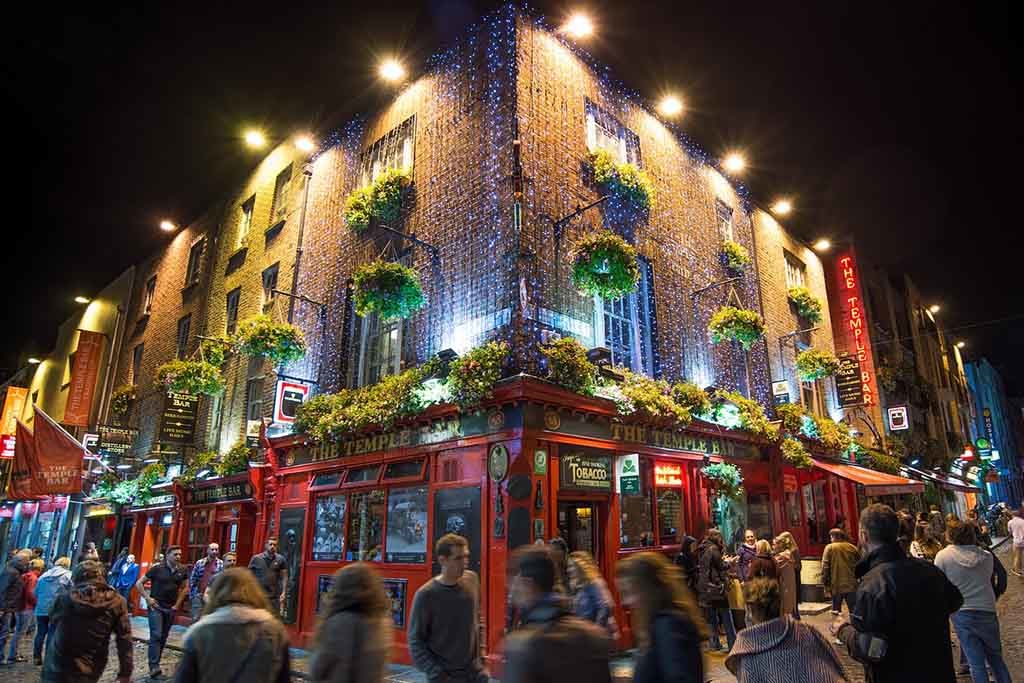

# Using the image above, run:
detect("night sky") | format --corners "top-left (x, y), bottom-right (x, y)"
top-left (2, 2), bottom-right (1020, 392)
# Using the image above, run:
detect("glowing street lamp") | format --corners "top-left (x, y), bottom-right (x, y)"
top-left (563, 13), bottom-right (594, 39)
top-left (74, 296), bottom-right (91, 304)
top-left (813, 238), bottom-right (831, 252)
top-left (295, 135), bottom-right (316, 153)
top-left (956, 341), bottom-right (966, 349)
top-left (379, 58), bottom-right (406, 83)
top-left (27, 357), bottom-right (41, 365)
top-left (657, 95), bottom-right (684, 118)
top-left (244, 129), bottom-right (266, 149)
top-left (771, 199), bottom-right (792, 216)
top-left (928, 304), bottom-right (941, 314)
top-left (723, 152), bottom-right (746, 174)
top-left (159, 220), bottom-right (177, 232)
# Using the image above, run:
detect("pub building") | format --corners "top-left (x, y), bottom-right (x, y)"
top-left (260, 375), bottom-right (921, 662)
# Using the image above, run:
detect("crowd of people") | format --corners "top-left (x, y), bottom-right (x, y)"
top-left (0, 503), bottom-right (1019, 682)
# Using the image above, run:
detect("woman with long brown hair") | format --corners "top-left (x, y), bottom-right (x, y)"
top-left (616, 552), bottom-right (707, 683)
top-left (309, 563), bottom-right (392, 683)
top-left (698, 528), bottom-right (737, 651)
top-left (910, 522), bottom-right (943, 561)
top-left (173, 568), bottom-right (290, 683)
top-left (567, 551), bottom-right (618, 639)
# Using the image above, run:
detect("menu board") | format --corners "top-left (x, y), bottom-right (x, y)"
top-left (159, 392), bottom-right (199, 444)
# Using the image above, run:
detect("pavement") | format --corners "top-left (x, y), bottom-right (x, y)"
top-left (2, 538), bottom-right (1020, 681)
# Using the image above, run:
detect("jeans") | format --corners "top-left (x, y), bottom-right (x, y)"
top-left (147, 605), bottom-right (176, 672)
top-left (3, 610), bottom-right (31, 660)
top-left (1013, 545), bottom-right (1023, 575)
top-left (190, 595), bottom-right (205, 621)
top-left (706, 605), bottom-right (737, 651)
top-left (831, 592), bottom-right (855, 613)
top-left (951, 610), bottom-right (1012, 683)
top-left (0, 611), bottom-right (12, 659)
top-left (33, 615), bottom-right (50, 660)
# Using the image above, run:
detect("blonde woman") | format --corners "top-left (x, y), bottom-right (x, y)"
top-left (775, 532), bottom-right (802, 619)
top-left (310, 563), bottom-right (392, 683)
top-left (616, 552), bottom-right (708, 683)
top-left (772, 535), bottom-right (798, 619)
top-left (567, 551), bottom-right (618, 639)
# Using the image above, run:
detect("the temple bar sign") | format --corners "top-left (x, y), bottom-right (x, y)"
top-left (185, 481), bottom-right (254, 506)
top-left (609, 423), bottom-right (759, 459)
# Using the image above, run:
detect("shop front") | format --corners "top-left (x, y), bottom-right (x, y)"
top-left (82, 500), bottom-right (119, 563)
top-left (123, 492), bottom-right (177, 615)
top-left (176, 473), bottom-right (260, 567)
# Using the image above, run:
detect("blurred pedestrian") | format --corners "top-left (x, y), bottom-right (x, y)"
top-left (5, 557), bottom-right (42, 662)
top-left (934, 520), bottom-right (1011, 683)
top-left (136, 545), bottom-right (189, 679)
top-left (309, 563), bottom-right (391, 683)
top-left (248, 538), bottom-right (287, 618)
top-left (831, 503), bottom-right (963, 682)
top-left (674, 535), bottom-right (699, 594)
top-left (188, 543), bottom-right (223, 621)
top-left (106, 548), bottom-right (129, 586)
top-left (929, 504), bottom-right (946, 540)
top-left (1009, 507), bottom-right (1024, 577)
top-left (548, 537), bottom-right (570, 594)
top-left (41, 560), bottom-right (132, 683)
top-left (567, 550), bottom-right (618, 639)
top-left (616, 551), bottom-right (707, 683)
top-left (114, 554), bottom-right (139, 603)
top-left (33, 556), bottom-right (71, 665)
top-left (726, 578), bottom-right (847, 682)
top-left (820, 529), bottom-right (859, 617)
top-left (172, 567), bottom-right (290, 683)
top-left (80, 542), bottom-right (99, 564)
top-left (896, 510), bottom-right (915, 556)
top-left (409, 533), bottom-right (486, 683)
top-left (736, 530), bottom-right (758, 582)
top-left (222, 552), bottom-right (236, 569)
top-left (909, 522), bottom-right (942, 562)
top-left (0, 549), bottom-right (30, 665)
top-left (776, 531), bottom-right (802, 618)
top-left (504, 546), bottom-right (611, 683)
top-left (748, 541), bottom-right (778, 581)
top-left (772, 535), bottom-right (798, 620)
top-left (698, 528), bottom-right (736, 652)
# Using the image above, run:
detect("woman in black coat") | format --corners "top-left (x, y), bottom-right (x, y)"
top-left (675, 536), bottom-right (699, 595)
top-left (698, 528), bottom-right (737, 652)
top-left (617, 552), bottom-right (707, 683)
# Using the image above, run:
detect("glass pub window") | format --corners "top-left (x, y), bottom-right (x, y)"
top-left (347, 489), bottom-right (385, 562)
top-left (784, 251), bottom-right (807, 289)
top-left (262, 263), bottom-right (279, 309)
top-left (593, 256), bottom-right (656, 375)
top-left (185, 238), bottom-right (204, 286)
top-left (130, 343), bottom-right (144, 384)
top-left (143, 276), bottom-right (157, 315)
top-left (175, 314), bottom-right (191, 359)
top-left (584, 99), bottom-right (641, 166)
top-left (225, 288), bottom-right (241, 335)
top-left (716, 201), bottom-right (734, 242)
top-left (620, 458), bottom-right (655, 548)
top-left (270, 165), bottom-right (292, 224)
top-left (359, 117), bottom-right (415, 188)
top-left (237, 196), bottom-right (255, 249)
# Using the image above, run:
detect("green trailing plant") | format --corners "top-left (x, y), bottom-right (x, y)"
top-left (570, 230), bottom-right (641, 300)
top-left (851, 444), bottom-right (901, 475)
top-left (133, 463), bottom-right (166, 506)
top-left (618, 370), bottom-right (691, 423)
top-left (712, 390), bottom-right (780, 441)
top-left (234, 315), bottom-right (306, 365)
top-left (540, 337), bottom-right (597, 396)
top-left (177, 450), bottom-right (218, 486)
top-left (93, 463), bottom-right (166, 505)
top-left (594, 380), bottom-right (634, 414)
top-left (446, 341), bottom-right (509, 411)
top-left (155, 359), bottom-right (224, 396)
top-left (721, 240), bottom-right (751, 272)
top-left (775, 402), bottom-right (806, 434)
top-left (795, 348), bottom-right (840, 381)
top-left (588, 149), bottom-right (655, 211)
top-left (109, 384), bottom-right (135, 422)
top-left (89, 472), bottom-right (121, 500)
top-left (199, 337), bottom-right (230, 367)
top-left (701, 462), bottom-right (744, 500)
top-left (343, 167), bottom-right (412, 233)
top-left (214, 442), bottom-right (251, 477)
top-left (352, 260), bottom-right (426, 321)
top-left (787, 287), bottom-right (823, 324)
top-left (781, 436), bottom-right (813, 468)
top-left (671, 382), bottom-right (712, 418)
top-left (708, 306), bottom-right (765, 350)
top-left (816, 417), bottom-right (853, 453)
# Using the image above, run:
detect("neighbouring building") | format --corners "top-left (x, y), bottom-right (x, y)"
top-left (964, 358), bottom-right (1023, 506)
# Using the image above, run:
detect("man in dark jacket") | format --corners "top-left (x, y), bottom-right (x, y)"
top-left (0, 550), bottom-right (30, 663)
top-left (42, 560), bottom-right (131, 683)
top-left (831, 504), bottom-right (963, 683)
top-left (503, 546), bottom-right (611, 683)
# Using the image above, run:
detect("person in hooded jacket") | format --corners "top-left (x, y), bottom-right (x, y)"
top-left (33, 556), bottom-right (72, 665)
top-left (725, 578), bottom-right (847, 682)
top-left (41, 560), bottom-right (132, 683)
top-left (698, 528), bottom-right (736, 652)
top-left (173, 567), bottom-right (290, 683)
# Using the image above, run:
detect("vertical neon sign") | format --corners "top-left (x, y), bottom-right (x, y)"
top-left (834, 250), bottom-right (878, 406)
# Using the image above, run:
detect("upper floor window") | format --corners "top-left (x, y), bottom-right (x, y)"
top-left (585, 99), bottom-right (641, 166)
top-left (716, 201), bottom-right (734, 242)
top-left (359, 117), bottom-right (415, 188)
top-left (270, 165), bottom-right (292, 224)
top-left (176, 315), bottom-right (191, 359)
top-left (143, 276), bottom-right (157, 315)
top-left (262, 263), bottom-right (280, 310)
top-left (185, 238), bottom-right (205, 286)
top-left (226, 288), bottom-right (241, 335)
top-left (592, 255), bottom-right (657, 375)
top-left (237, 196), bottom-right (255, 249)
top-left (784, 251), bottom-right (807, 290)
top-left (801, 379), bottom-right (825, 417)
top-left (130, 344), bottom-right (144, 385)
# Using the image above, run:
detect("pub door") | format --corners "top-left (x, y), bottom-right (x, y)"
top-left (557, 501), bottom-right (600, 562)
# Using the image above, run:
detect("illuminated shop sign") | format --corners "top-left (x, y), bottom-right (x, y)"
top-left (833, 250), bottom-right (878, 407)
top-left (654, 463), bottom-right (683, 487)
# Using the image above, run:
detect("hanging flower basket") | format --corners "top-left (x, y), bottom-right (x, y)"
top-left (234, 315), bottom-right (306, 365)
top-left (446, 341), bottom-right (509, 410)
top-left (540, 337), bottom-right (597, 396)
top-left (795, 348), bottom-right (840, 381)
top-left (571, 230), bottom-right (641, 300)
top-left (701, 462), bottom-right (744, 500)
top-left (155, 359), bottom-right (225, 396)
top-left (781, 437), bottom-right (813, 469)
top-left (721, 240), bottom-right (751, 273)
top-left (788, 286), bottom-right (823, 323)
top-left (352, 260), bottom-right (426, 321)
top-left (343, 167), bottom-right (411, 233)
top-left (214, 442), bottom-right (252, 477)
top-left (199, 337), bottom-right (230, 367)
top-left (588, 149), bottom-right (655, 211)
top-left (708, 306), bottom-right (765, 350)
top-left (109, 384), bottom-right (135, 422)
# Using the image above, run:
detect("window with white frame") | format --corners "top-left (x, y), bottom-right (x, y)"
top-left (356, 253), bottom-right (409, 387)
top-left (784, 251), bottom-right (807, 289)
top-left (270, 165), bottom-right (292, 224)
top-left (237, 196), bottom-right (255, 249)
top-left (585, 99), bottom-right (641, 166)
top-left (246, 376), bottom-right (264, 422)
top-left (716, 201), bottom-right (734, 242)
top-left (358, 117), bottom-right (415, 188)
top-left (185, 238), bottom-right (205, 286)
top-left (262, 263), bottom-right (280, 310)
top-left (143, 276), bottom-right (157, 315)
top-left (225, 288), bottom-right (241, 335)
top-left (801, 379), bottom-right (825, 416)
top-left (592, 255), bottom-right (657, 375)
top-left (176, 314), bottom-right (191, 360)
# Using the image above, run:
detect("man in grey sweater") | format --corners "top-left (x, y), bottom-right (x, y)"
top-left (934, 520), bottom-right (1011, 683)
top-left (409, 533), bottom-right (486, 683)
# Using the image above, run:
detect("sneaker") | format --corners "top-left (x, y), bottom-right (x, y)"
top-left (8, 656), bottom-right (26, 663)
top-left (150, 669), bottom-right (165, 680)
top-left (1012, 569), bottom-right (1023, 577)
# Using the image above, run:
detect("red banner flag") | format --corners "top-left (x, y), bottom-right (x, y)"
top-left (64, 330), bottom-right (105, 427)
top-left (8, 408), bottom-right (85, 498)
